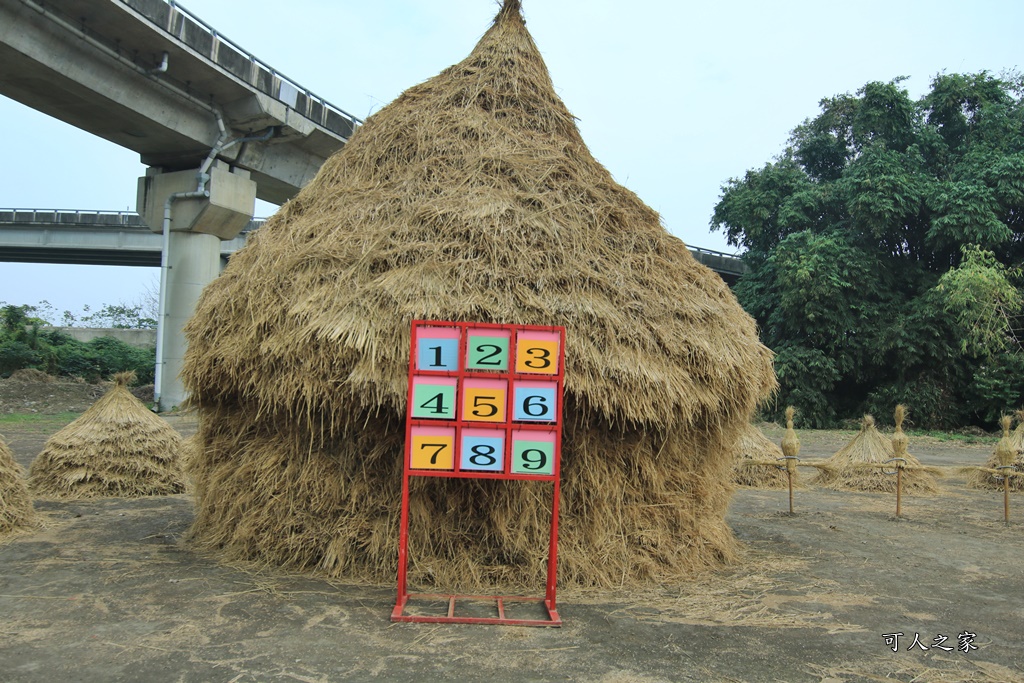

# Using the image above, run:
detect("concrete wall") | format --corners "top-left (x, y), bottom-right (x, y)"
top-left (43, 327), bottom-right (156, 349)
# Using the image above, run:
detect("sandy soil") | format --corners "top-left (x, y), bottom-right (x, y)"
top-left (1, 413), bottom-right (1021, 683)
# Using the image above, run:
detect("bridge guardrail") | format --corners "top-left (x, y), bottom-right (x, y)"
top-left (687, 245), bottom-right (748, 276)
top-left (0, 210), bottom-right (265, 233)
top-left (122, 0), bottom-right (361, 139)
top-left (0, 210), bottom-right (744, 275)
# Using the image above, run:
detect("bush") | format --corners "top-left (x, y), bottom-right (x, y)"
top-left (0, 340), bottom-right (41, 377)
top-left (0, 327), bottom-right (154, 384)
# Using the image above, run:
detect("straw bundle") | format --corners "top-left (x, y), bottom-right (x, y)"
top-left (968, 414), bottom-right (1023, 491)
top-left (28, 372), bottom-right (185, 498)
top-left (1011, 409), bottom-right (1024, 454)
top-left (814, 414), bottom-right (938, 493)
top-left (781, 406), bottom-right (800, 458)
top-left (732, 422), bottom-right (793, 488)
top-left (891, 405), bottom-right (910, 459)
top-left (0, 435), bottom-right (34, 533)
top-left (182, 0), bottom-right (776, 589)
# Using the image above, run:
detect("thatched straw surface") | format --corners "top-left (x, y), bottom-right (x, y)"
top-left (1011, 410), bottom-right (1024, 453)
top-left (732, 423), bottom-right (794, 489)
top-left (0, 436), bottom-right (34, 533)
top-left (969, 414), bottom-right (1024, 491)
top-left (814, 415), bottom-right (938, 493)
top-left (181, 0), bottom-right (775, 589)
top-left (28, 373), bottom-right (185, 499)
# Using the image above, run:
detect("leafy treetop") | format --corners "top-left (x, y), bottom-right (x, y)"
top-left (713, 71), bottom-right (1024, 428)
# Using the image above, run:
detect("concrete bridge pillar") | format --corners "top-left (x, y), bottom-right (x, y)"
top-left (138, 162), bottom-right (256, 411)
top-left (159, 230), bottom-right (221, 410)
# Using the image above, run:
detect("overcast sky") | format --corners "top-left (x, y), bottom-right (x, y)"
top-left (2, 0), bottom-right (1022, 318)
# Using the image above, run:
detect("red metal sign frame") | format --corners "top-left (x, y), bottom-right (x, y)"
top-left (392, 320), bottom-right (565, 627)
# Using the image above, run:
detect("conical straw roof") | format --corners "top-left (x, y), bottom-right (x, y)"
top-left (0, 435), bottom-right (34, 533)
top-left (29, 372), bottom-right (185, 498)
top-left (181, 1), bottom-right (776, 588)
top-left (814, 414), bottom-right (937, 493)
top-left (969, 414), bottom-right (1024, 491)
top-left (732, 422), bottom-right (795, 489)
top-left (183, 2), bottom-right (774, 430)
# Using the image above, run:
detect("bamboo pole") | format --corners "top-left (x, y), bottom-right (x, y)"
top-left (958, 465), bottom-right (1022, 524)
top-left (998, 465), bottom-right (1013, 525)
top-left (880, 458), bottom-right (907, 518)
top-left (737, 457), bottom-right (835, 514)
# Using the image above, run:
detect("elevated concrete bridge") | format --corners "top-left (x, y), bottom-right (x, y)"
top-left (0, 209), bottom-right (257, 266)
top-left (0, 0), bottom-right (359, 203)
top-left (0, 209), bottom-right (749, 280)
top-left (0, 0), bottom-right (363, 410)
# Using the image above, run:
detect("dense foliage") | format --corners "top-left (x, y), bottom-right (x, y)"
top-left (713, 72), bottom-right (1024, 429)
top-left (0, 304), bottom-right (155, 383)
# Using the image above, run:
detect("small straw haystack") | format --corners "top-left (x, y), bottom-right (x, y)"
top-left (732, 422), bottom-right (793, 488)
top-left (969, 414), bottom-right (1024, 491)
top-left (29, 372), bottom-right (185, 498)
top-left (814, 413), bottom-right (938, 493)
top-left (181, 0), bottom-right (775, 589)
top-left (0, 436), bottom-right (34, 533)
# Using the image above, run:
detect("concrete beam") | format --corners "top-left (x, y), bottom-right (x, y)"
top-left (0, 0), bottom-right (218, 166)
top-left (137, 164), bottom-right (257, 239)
top-left (0, 212), bottom-right (251, 267)
top-left (0, 0), bottom-right (354, 203)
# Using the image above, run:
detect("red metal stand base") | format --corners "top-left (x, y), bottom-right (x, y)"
top-left (391, 593), bottom-right (562, 627)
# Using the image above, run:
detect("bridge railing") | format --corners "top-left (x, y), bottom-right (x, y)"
top-left (122, 0), bottom-right (362, 139)
top-left (0, 210), bottom-right (745, 275)
top-left (0, 209), bottom-right (265, 233)
top-left (685, 245), bottom-right (748, 276)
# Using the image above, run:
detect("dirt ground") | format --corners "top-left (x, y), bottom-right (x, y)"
top-left (0, 374), bottom-right (153, 415)
top-left (2, 410), bottom-right (1022, 683)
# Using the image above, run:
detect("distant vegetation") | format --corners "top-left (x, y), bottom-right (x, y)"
top-left (0, 303), bottom-right (154, 383)
top-left (714, 71), bottom-right (1024, 430)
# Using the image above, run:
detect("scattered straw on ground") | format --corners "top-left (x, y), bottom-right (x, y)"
top-left (6, 368), bottom-right (55, 384)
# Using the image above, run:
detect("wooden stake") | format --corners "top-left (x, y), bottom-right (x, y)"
top-left (1000, 467), bottom-right (1012, 525)
top-left (896, 467), bottom-right (903, 518)
top-left (787, 467), bottom-right (794, 514)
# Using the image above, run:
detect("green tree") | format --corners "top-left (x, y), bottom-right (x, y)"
top-left (713, 71), bottom-right (1024, 428)
top-left (80, 302), bottom-right (157, 329)
top-left (937, 244), bottom-right (1022, 357)
top-left (0, 301), bottom-right (155, 382)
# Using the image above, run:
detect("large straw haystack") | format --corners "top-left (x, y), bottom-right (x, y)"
top-left (969, 414), bottom-right (1024, 491)
top-left (29, 373), bottom-right (185, 498)
top-left (814, 414), bottom-right (938, 493)
top-left (732, 422), bottom-right (793, 489)
top-left (182, 0), bottom-right (776, 589)
top-left (0, 436), bottom-right (34, 533)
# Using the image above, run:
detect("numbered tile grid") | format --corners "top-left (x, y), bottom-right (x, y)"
top-left (404, 321), bottom-right (565, 480)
